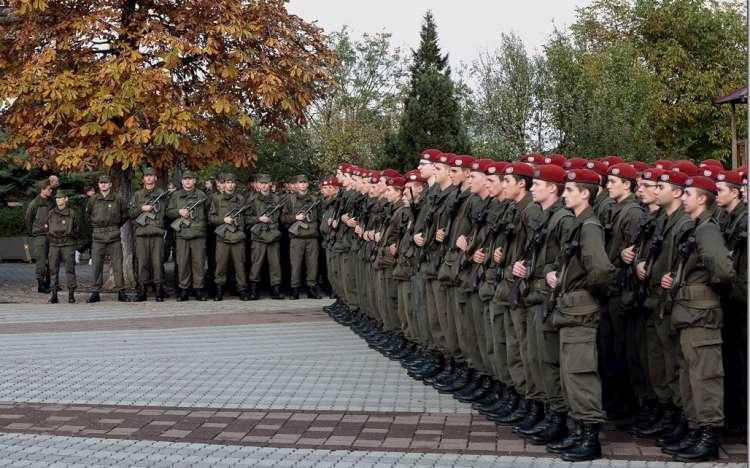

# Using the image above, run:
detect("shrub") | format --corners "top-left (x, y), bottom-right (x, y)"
top-left (0, 206), bottom-right (25, 237)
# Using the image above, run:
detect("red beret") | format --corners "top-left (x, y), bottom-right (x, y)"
top-left (380, 168), bottom-right (401, 179)
top-left (600, 155), bottom-right (625, 167)
top-left (653, 160), bottom-right (675, 171)
top-left (452, 155), bottom-right (474, 168)
top-left (641, 168), bottom-right (665, 182)
top-left (343, 165), bottom-right (357, 174)
top-left (672, 160), bottom-right (698, 176)
top-left (686, 176), bottom-right (717, 195)
top-left (716, 170), bottom-right (744, 186)
top-left (420, 148), bottom-right (442, 162)
top-left (533, 164), bottom-right (566, 184)
top-left (404, 170), bottom-right (426, 184)
top-left (486, 161), bottom-right (509, 176)
top-left (330, 177), bottom-right (342, 187)
top-left (543, 154), bottom-right (567, 167)
top-left (697, 167), bottom-right (719, 180)
top-left (387, 177), bottom-right (405, 188)
top-left (738, 165), bottom-right (748, 176)
top-left (337, 162), bottom-right (353, 172)
top-left (471, 158), bottom-right (495, 173)
top-left (700, 159), bottom-right (725, 170)
top-left (566, 169), bottom-right (601, 186)
top-left (631, 161), bottom-right (649, 174)
top-left (563, 158), bottom-right (589, 170)
top-left (505, 162), bottom-right (535, 178)
top-left (521, 153), bottom-right (546, 165)
top-left (608, 163), bottom-right (638, 181)
top-left (584, 160), bottom-right (608, 177)
top-left (658, 171), bottom-right (688, 188)
top-left (351, 167), bottom-right (362, 176)
top-left (436, 152), bottom-right (454, 165)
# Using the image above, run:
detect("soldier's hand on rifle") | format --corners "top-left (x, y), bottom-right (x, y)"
top-left (512, 261), bottom-right (527, 278)
top-left (414, 232), bottom-right (425, 246)
top-left (141, 204), bottom-right (153, 212)
top-left (259, 215), bottom-right (271, 223)
top-left (473, 249), bottom-right (485, 264)
top-left (224, 216), bottom-right (234, 225)
top-left (355, 225), bottom-right (363, 236)
top-left (456, 235), bottom-right (468, 251)
top-left (546, 271), bottom-right (558, 288)
top-left (332, 219), bottom-right (339, 229)
top-left (345, 217), bottom-right (357, 228)
top-left (636, 261), bottom-right (647, 281)
top-left (341, 213), bottom-right (350, 222)
top-left (493, 247), bottom-right (503, 263)
top-left (660, 273), bottom-right (674, 290)
top-left (388, 243), bottom-right (397, 256)
top-left (179, 208), bottom-right (190, 218)
top-left (435, 228), bottom-right (446, 242)
top-left (374, 232), bottom-right (382, 243)
top-left (295, 213), bottom-right (305, 221)
top-left (621, 245), bottom-right (636, 264)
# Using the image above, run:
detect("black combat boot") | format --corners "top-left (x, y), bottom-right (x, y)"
top-left (546, 420), bottom-right (581, 454)
top-left (306, 285), bottom-right (321, 299)
top-left (49, 290), bottom-right (58, 304)
top-left (270, 285), bottom-right (284, 300)
top-left (67, 289), bottom-right (75, 304)
top-left (117, 290), bottom-right (129, 302)
top-left (656, 413), bottom-right (689, 447)
top-left (134, 286), bottom-right (147, 302)
top-left (155, 285), bottom-right (165, 302)
top-left (632, 402), bottom-right (673, 437)
top-left (239, 289), bottom-right (250, 301)
top-left (177, 288), bottom-right (189, 302)
top-left (290, 288), bottom-right (300, 300)
top-left (86, 292), bottom-right (100, 303)
top-left (530, 411), bottom-right (569, 445)
top-left (673, 427), bottom-right (720, 462)
top-left (486, 387), bottom-right (521, 420)
top-left (214, 286), bottom-right (224, 301)
top-left (37, 279), bottom-right (50, 294)
top-left (560, 423), bottom-right (601, 462)
top-left (513, 400), bottom-right (545, 436)
top-left (662, 428), bottom-right (700, 455)
top-left (494, 398), bottom-right (529, 426)
top-left (196, 289), bottom-right (208, 301)
top-left (249, 283), bottom-right (260, 300)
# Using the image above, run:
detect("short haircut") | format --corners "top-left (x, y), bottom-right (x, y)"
top-left (38, 180), bottom-right (51, 191)
top-left (574, 182), bottom-right (598, 206)
top-left (510, 174), bottom-right (532, 191)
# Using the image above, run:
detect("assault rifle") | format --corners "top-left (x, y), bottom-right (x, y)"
top-left (661, 222), bottom-right (698, 316)
top-left (457, 198), bottom-right (493, 272)
top-left (469, 206), bottom-right (512, 289)
top-left (250, 195), bottom-right (288, 236)
top-left (543, 224), bottom-right (583, 323)
top-left (493, 204), bottom-right (519, 283)
top-left (134, 191), bottom-right (168, 227)
top-left (289, 199), bottom-right (321, 236)
top-left (508, 224), bottom-right (548, 309)
top-left (414, 191), bottom-right (438, 265)
top-left (170, 197), bottom-right (206, 232)
top-left (618, 213), bottom-right (657, 295)
top-left (214, 203), bottom-right (251, 238)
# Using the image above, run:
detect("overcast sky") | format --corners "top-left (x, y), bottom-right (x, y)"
top-left (286, 0), bottom-right (593, 67)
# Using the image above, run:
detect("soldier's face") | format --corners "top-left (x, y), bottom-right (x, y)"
top-left (637, 180), bottom-right (658, 204)
top-left (55, 197), bottom-right (67, 209)
top-left (531, 179), bottom-right (553, 204)
top-left (182, 177), bottom-right (195, 190)
top-left (258, 182), bottom-right (270, 192)
top-left (681, 187), bottom-right (702, 215)
top-left (225, 180), bottom-right (236, 193)
top-left (299, 182), bottom-right (309, 192)
top-left (487, 175), bottom-right (503, 198)
top-left (405, 182), bottom-right (424, 201)
top-left (98, 181), bottom-right (111, 192)
top-left (386, 187), bottom-right (402, 203)
top-left (502, 175), bottom-right (520, 200)
top-left (433, 163), bottom-right (450, 184)
top-left (469, 172), bottom-right (486, 194)
top-left (418, 162), bottom-right (433, 179)
top-left (655, 182), bottom-right (678, 207)
top-left (715, 182), bottom-right (739, 208)
top-left (49, 176), bottom-right (59, 188)
top-left (563, 182), bottom-right (585, 211)
top-left (448, 167), bottom-right (465, 185)
top-left (143, 174), bottom-right (157, 186)
top-left (41, 186), bottom-right (53, 197)
top-left (606, 175), bottom-right (627, 200)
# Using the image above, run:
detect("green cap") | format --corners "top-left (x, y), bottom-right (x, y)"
top-left (98, 175), bottom-right (111, 183)
top-left (182, 170), bottom-right (196, 179)
top-left (291, 174), bottom-right (309, 183)
top-left (256, 173), bottom-right (272, 183)
top-left (223, 173), bottom-right (237, 182)
top-left (143, 167), bottom-right (156, 176)
top-left (55, 190), bottom-right (68, 198)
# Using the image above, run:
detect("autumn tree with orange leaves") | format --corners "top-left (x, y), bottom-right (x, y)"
top-left (0, 0), bottom-right (334, 287)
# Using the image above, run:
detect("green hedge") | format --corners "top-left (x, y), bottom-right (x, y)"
top-left (0, 206), bottom-right (25, 237)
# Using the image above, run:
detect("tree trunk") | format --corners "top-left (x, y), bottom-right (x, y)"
top-left (105, 164), bottom-right (135, 289)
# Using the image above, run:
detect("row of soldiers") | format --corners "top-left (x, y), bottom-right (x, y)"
top-left (25, 169), bottom-right (327, 303)
top-left (320, 150), bottom-right (747, 462)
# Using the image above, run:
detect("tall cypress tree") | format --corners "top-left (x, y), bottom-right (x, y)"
top-left (379, 11), bottom-right (469, 171)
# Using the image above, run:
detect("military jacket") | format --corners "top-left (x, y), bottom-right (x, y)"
top-left (129, 187), bottom-right (167, 237)
top-left (437, 189), bottom-right (478, 284)
top-left (393, 192), bottom-right (423, 280)
top-left (593, 191), bottom-right (615, 225)
top-left (246, 191), bottom-right (283, 244)
top-left (457, 197), bottom-right (503, 293)
top-left (496, 192), bottom-right (542, 304)
top-left (47, 206), bottom-right (81, 247)
top-left (723, 202), bottom-right (748, 303)
top-left (209, 191), bottom-right (247, 244)
top-left (605, 194), bottom-right (644, 294)
top-left (166, 188), bottom-right (209, 239)
top-left (25, 194), bottom-right (54, 237)
top-left (87, 191), bottom-right (127, 243)
top-left (282, 191), bottom-right (320, 238)
top-left (374, 203), bottom-right (408, 270)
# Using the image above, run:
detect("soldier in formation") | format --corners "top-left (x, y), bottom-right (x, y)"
top-left (322, 150), bottom-right (747, 462)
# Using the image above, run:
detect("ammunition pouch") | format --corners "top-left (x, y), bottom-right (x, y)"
top-left (559, 290), bottom-right (600, 316)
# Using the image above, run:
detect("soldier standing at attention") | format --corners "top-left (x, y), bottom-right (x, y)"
top-left (26, 179), bottom-right (54, 293)
top-left (130, 167), bottom-right (167, 302)
top-left (167, 170), bottom-right (209, 301)
top-left (47, 190), bottom-right (81, 304)
top-left (659, 176), bottom-right (734, 462)
top-left (86, 175), bottom-right (128, 303)
top-left (246, 173), bottom-right (285, 300)
top-left (546, 168), bottom-right (615, 462)
top-left (209, 173), bottom-right (249, 301)
top-left (282, 174), bottom-right (321, 300)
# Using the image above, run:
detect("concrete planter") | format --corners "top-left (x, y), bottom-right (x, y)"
top-left (0, 237), bottom-right (31, 262)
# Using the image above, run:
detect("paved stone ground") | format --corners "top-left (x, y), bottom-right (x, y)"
top-left (0, 263), bottom-right (746, 467)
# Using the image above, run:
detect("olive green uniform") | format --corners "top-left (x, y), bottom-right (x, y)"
top-left (209, 191), bottom-right (248, 290)
top-left (25, 194), bottom-right (54, 286)
top-left (282, 192), bottom-right (320, 289)
top-left (670, 210), bottom-right (734, 429)
top-left (87, 192), bottom-right (128, 293)
top-left (167, 188), bottom-right (209, 290)
top-left (47, 206), bottom-right (81, 290)
top-left (129, 187), bottom-right (167, 288)
top-left (552, 206), bottom-right (615, 424)
top-left (246, 192), bottom-right (283, 287)
top-left (392, 198), bottom-right (419, 341)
